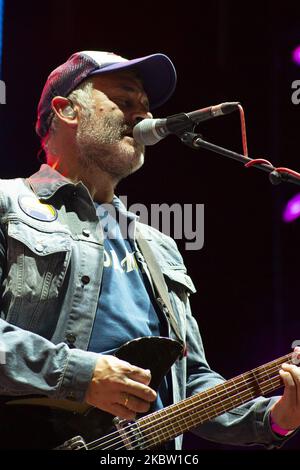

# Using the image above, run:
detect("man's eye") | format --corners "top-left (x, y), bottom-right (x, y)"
top-left (115, 99), bottom-right (131, 108)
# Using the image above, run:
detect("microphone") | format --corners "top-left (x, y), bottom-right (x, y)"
top-left (133, 102), bottom-right (240, 146)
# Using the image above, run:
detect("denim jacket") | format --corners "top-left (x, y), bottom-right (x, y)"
top-left (0, 164), bottom-right (290, 449)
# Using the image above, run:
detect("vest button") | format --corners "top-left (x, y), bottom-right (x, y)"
top-left (81, 275), bottom-right (90, 285)
top-left (66, 333), bottom-right (76, 345)
top-left (35, 243), bottom-right (44, 253)
top-left (82, 229), bottom-right (90, 237)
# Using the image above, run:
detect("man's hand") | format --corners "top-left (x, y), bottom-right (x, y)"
top-left (85, 355), bottom-right (157, 420)
top-left (270, 347), bottom-right (300, 431)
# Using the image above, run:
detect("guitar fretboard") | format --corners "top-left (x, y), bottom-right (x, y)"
top-left (135, 352), bottom-right (293, 448)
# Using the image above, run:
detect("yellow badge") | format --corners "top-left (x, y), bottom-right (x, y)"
top-left (18, 195), bottom-right (57, 222)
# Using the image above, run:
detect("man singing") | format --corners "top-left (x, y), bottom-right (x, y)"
top-left (0, 50), bottom-right (299, 449)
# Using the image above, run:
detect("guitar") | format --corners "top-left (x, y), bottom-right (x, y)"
top-left (0, 336), bottom-right (296, 450)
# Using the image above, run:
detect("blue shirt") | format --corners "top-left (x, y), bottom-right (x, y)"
top-left (88, 198), bottom-right (170, 410)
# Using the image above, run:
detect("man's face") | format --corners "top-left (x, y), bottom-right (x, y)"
top-left (76, 70), bottom-right (152, 181)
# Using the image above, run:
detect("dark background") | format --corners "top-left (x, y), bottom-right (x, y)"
top-left (0, 0), bottom-right (300, 452)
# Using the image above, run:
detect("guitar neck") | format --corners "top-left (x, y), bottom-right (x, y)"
top-left (137, 352), bottom-right (293, 448)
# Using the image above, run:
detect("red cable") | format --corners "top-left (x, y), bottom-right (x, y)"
top-left (244, 159), bottom-right (273, 168)
top-left (275, 167), bottom-right (300, 179)
top-left (238, 104), bottom-right (248, 157)
top-left (237, 107), bottom-right (300, 181)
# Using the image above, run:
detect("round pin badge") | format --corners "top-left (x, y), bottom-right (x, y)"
top-left (18, 195), bottom-right (58, 222)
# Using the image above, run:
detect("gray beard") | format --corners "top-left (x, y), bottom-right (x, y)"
top-left (76, 113), bottom-right (143, 181)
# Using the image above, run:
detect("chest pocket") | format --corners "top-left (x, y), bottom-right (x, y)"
top-left (2, 220), bottom-right (72, 333)
top-left (162, 268), bottom-right (196, 337)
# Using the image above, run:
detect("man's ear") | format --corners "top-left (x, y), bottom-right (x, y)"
top-left (51, 96), bottom-right (78, 127)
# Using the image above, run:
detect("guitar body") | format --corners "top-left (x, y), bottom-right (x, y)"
top-left (0, 337), bottom-right (183, 449)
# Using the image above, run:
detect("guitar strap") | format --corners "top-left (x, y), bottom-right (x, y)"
top-left (135, 229), bottom-right (184, 350)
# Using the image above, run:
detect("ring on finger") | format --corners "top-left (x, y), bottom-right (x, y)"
top-left (124, 394), bottom-right (129, 408)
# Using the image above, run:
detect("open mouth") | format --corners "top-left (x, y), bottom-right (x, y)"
top-left (123, 130), bottom-right (133, 138)
top-left (122, 125), bottom-right (134, 138)
top-left (123, 131), bottom-right (134, 142)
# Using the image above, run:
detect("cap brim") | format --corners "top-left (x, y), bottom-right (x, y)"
top-left (88, 53), bottom-right (176, 110)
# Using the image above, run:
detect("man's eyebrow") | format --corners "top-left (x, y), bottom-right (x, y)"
top-left (117, 84), bottom-right (150, 106)
top-left (121, 84), bottom-right (137, 92)
top-left (119, 84), bottom-right (145, 95)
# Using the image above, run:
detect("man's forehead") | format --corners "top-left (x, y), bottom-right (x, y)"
top-left (90, 70), bottom-right (145, 91)
top-left (89, 70), bottom-right (150, 109)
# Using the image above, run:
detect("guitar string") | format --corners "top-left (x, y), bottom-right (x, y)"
top-left (99, 371), bottom-right (283, 451)
top-left (111, 371), bottom-right (283, 451)
top-left (78, 354), bottom-right (291, 451)
top-left (134, 374), bottom-right (285, 450)
top-left (81, 355), bottom-right (290, 450)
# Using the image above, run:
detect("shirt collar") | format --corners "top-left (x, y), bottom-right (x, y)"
top-left (112, 195), bottom-right (139, 222)
top-left (27, 164), bottom-right (78, 200)
top-left (28, 164), bottom-right (139, 224)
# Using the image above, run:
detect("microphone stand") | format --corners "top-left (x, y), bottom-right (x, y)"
top-left (179, 132), bottom-right (300, 187)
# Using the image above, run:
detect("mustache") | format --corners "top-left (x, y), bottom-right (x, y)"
top-left (121, 123), bottom-right (134, 137)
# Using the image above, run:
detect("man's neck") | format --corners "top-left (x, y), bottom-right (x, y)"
top-left (49, 157), bottom-right (117, 204)
top-left (70, 168), bottom-right (117, 204)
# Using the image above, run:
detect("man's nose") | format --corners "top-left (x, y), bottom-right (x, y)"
top-left (133, 111), bottom-right (153, 126)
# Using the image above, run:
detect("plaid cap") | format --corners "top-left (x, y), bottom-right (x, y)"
top-left (36, 50), bottom-right (177, 138)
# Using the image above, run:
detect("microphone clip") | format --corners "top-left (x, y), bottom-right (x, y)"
top-left (165, 113), bottom-right (196, 137)
top-left (180, 131), bottom-right (204, 149)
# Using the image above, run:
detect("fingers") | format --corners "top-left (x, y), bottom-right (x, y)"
top-left (281, 363), bottom-right (300, 403)
top-left (120, 391), bottom-right (153, 414)
top-left (280, 369), bottom-right (295, 404)
top-left (269, 358), bottom-right (300, 431)
top-left (292, 347), bottom-right (300, 366)
top-left (123, 377), bottom-right (157, 403)
top-left (111, 396), bottom-right (153, 420)
top-left (113, 359), bottom-right (156, 402)
top-left (127, 367), bottom-right (152, 386)
top-left (112, 358), bottom-right (152, 386)
top-left (282, 363), bottom-right (300, 381)
top-left (104, 403), bottom-right (136, 421)
top-left (85, 355), bottom-right (157, 418)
